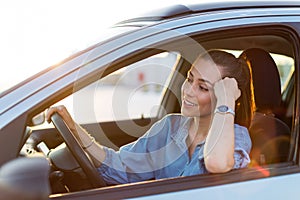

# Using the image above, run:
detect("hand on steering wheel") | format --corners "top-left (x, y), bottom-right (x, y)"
top-left (50, 112), bottom-right (106, 188)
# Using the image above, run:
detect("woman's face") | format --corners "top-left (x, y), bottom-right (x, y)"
top-left (181, 57), bottom-right (222, 118)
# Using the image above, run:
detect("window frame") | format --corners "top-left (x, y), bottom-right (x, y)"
top-left (51, 25), bottom-right (300, 200)
top-left (43, 13), bottom-right (300, 199)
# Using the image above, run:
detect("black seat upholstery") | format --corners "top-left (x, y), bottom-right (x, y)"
top-left (239, 48), bottom-right (290, 165)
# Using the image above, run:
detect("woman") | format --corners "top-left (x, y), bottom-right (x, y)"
top-left (46, 50), bottom-right (254, 185)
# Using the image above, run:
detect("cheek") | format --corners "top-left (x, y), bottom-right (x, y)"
top-left (196, 91), bottom-right (217, 110)
top-left (197, 94), bottom-right (211, 105)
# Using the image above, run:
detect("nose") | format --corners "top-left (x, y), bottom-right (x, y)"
top-left (182, 80), bottom-right (195, 97)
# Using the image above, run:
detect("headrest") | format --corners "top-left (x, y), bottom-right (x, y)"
top-left (239, 48), bottom-right (281, 110)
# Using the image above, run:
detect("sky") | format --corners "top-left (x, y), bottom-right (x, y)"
top-left (0, 0), bottom-right (273, 92)
top-left (1, 0), bottom-right (207, 92)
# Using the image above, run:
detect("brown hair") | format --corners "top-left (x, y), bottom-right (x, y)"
top-left (201, 50), bottom-right (254, 128)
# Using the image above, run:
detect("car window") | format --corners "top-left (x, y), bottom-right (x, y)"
top-left (272, 53), bottom-right (294, 93)
top-left (57, 51), bottom-right (180, 124)
top-left (227, 50), bottom-right (294, 92)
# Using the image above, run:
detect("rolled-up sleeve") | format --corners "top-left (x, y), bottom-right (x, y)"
top-left (97, 147), bottom-right (129, 185)
top-left (233, 125), bottom-right (252, 169)
top-left (97, 116), bottom-right (172, 184)
top-left (97, 139), bottom-right (156, 184)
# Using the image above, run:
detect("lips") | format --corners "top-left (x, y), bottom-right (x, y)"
top-left (183, 98), bottom-right (197, 107)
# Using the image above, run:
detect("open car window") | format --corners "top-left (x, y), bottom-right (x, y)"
top-left (56, 52), bottom-right (181, 124)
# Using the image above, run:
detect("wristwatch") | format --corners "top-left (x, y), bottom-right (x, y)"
top-left (215, 105), bottom-right (235, 116)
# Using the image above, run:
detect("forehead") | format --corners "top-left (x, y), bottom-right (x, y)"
top-left (190, 57), bottom-right (222, 82)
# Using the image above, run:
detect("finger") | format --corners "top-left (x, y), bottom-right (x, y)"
top-left (56, 105), bottom-right (74, 124)
top-left (46, 107), bottom-right (56, 123)
top-left (58, 106), bottom-right (71, 120)
top-left (46, 106), bottom-right (64, 123)
top-left (47, 107), bottom-right (60, 122)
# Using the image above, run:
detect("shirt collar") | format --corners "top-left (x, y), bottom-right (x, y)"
top-left (170, 116), bottom-right (191, 150)
top-left (170, 116), bottom-right (208, 149)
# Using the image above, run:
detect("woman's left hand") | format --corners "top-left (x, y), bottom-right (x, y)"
top-left (213, 77), bottom-right (241, 103)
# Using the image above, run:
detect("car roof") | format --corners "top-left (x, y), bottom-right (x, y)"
top-left (113, 1), bottom-right (299, 58)
top-left (117, 1), bottom-right (300, 25)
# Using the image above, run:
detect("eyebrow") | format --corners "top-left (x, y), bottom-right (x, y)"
top-left (188, 71), bottom-right (214, 86)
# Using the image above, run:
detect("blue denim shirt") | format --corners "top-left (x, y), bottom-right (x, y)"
top-left (98, 114), bottom-right (251, 185)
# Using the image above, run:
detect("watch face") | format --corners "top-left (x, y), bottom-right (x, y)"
top-left (215, 105), bottom-right (235, 116)
top-left (218, 105), bottom-right (228, 112)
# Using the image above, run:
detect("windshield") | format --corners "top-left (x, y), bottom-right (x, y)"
top-left (0, 25), bottom-right (138, 94)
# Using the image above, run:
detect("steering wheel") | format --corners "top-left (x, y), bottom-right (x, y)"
top-left (50, 112), bottom-right (106, 188)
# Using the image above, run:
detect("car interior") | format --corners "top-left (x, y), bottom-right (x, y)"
top-left (14, 26), bottom-right (296, 195)
top-left (240, 47), bottom-right (291, 165)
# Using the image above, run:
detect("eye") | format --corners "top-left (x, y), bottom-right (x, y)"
top-left (187, 76), bottom-right (193, 83)
top-left (199, 84), bottom-right (209, 92)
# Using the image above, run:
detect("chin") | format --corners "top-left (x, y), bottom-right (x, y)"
top-left (181, 108), bottom-right (198, 117)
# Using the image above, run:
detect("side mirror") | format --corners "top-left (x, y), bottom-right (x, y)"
top-left (0, 157), bottom-right (50, 200)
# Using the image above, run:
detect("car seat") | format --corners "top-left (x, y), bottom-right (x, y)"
top-left (239, 48), bottom-right (290, 165)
